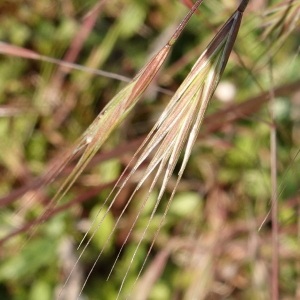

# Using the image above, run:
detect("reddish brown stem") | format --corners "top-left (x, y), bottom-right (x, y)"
top-left (1, 80), bottom-right (299, 209)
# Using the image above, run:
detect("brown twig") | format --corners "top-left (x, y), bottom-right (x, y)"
top-left (1, 79), bottom-right (299, 208)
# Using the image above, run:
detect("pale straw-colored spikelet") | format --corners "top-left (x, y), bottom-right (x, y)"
top-left (53, 1), bottom-right (206, 299)
top-left (30, 0), bottom-right (205, 234)
top-left (68, 1), bottom-right (250, 299)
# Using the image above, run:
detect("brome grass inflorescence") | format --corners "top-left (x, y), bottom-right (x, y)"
top-left (59, 1), bottom-right (250, 298)
top-left (9, 0), bottom-right (205, 244)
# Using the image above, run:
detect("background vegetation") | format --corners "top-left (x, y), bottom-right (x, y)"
top-left (0, 0), bottom-right (300, 299)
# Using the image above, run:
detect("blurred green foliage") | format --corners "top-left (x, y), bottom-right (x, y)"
top-left (1, 0), bottom-right (300, 299)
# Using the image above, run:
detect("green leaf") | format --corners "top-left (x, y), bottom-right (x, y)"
top-left (88, 204), bottom-right (115, 252)
top-left (169, 192), bottom-right (201, 217)
top-left (29, 280), bottom-right (51, 300)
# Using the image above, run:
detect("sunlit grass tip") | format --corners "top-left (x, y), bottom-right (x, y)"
top-left (64, 1), bottom-right (250, 299)
top-left (17, 0), bottom-right (205, 245)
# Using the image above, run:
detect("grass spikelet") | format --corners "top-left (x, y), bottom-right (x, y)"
top-left (65, 1), bottom-right (250, 298)
top-left (18, 0), bottom-right (204, 240)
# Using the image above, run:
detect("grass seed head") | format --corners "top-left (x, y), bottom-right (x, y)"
top-left (82, 1), bottom-right (251, 297)
top-left (36, 0), bottom-right (205, 219)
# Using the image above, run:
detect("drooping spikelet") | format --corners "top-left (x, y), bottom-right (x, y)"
top-left (68, 1), bottom-right (250, 299)
top-left (20, 0), bottom-right (205, 237)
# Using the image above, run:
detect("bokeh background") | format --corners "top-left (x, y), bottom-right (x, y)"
top-left (1, 0), bottom-right (300, 299)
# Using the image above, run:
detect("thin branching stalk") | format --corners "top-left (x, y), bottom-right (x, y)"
top-left (0, 42), bottom-right (132, 83)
